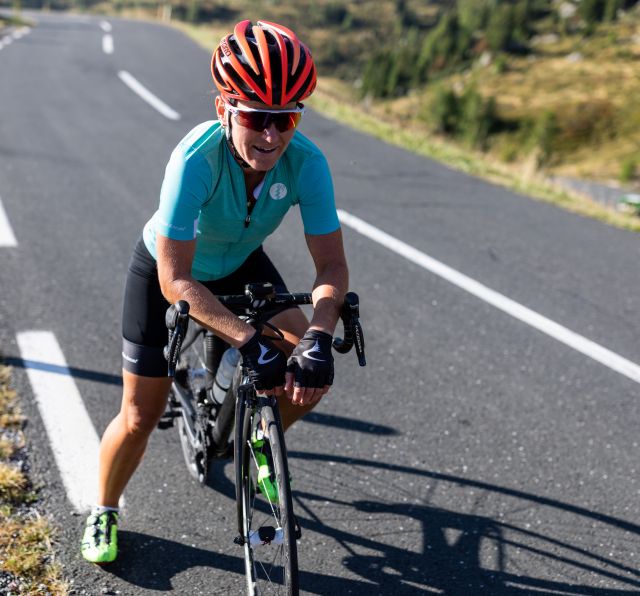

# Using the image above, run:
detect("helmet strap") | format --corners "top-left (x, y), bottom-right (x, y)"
top-left (225, 108), bottom-right (252, 169)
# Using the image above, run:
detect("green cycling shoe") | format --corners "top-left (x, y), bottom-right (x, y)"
top-left (81, 510), bottom-right (118, 564)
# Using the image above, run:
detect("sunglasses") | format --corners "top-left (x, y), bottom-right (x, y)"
top-left (225, 102), bottom-right (305, 133)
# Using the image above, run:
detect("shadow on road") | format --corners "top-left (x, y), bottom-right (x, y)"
top-left (287, 451), bottom-right (640, 595)
top-left (302, 411), bottom-right (398, 436)
top-left (96, 450), bottom-right (640, 594)
top-left (3, 358), bottom-right (396, 436)
top-left (9, 353), bottom-right (639, 592)
top-left (99, 531), bottom-right (243, 591)
top-left (3, 356), bottom-right (123, 386)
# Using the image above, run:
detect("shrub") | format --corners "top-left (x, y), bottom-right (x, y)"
top-left (421, 84), bottom-right (497, 150)
top-left (555, 100), bottom-right (617, 151)
top-left (531, 110), bottom-right (559, 167)
top-left (459, 86), bottom-right (497, 149)
top-left (418, 11), bottom-right (463, 76)
top-left (423, 86), bottom-right (460, 133)
top-left (620, 157), bottom-right (637, 183)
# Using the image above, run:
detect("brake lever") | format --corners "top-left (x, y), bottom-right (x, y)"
top-left (164, 300), bottom-right (190, 376)
top-left (333, 292), bottom-right (366, 366)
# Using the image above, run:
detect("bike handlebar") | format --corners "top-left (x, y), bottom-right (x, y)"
top-left (164, 284), bottom-right (366, 376)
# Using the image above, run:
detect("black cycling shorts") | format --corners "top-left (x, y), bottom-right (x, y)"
top-left (121, 236), bottom-right (291, 377)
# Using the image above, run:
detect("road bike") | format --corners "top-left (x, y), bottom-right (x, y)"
top-left (158, 282), bottom-right (366, 595)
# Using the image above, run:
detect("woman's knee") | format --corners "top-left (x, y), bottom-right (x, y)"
top-left (120, 372), bottom-right (172, 436)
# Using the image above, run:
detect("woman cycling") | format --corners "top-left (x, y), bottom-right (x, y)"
top-left (81, 20), bottom-right (348, 564)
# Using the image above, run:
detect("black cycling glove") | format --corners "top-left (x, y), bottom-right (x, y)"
top-left (239, 332), bottom-right (287, 391)
top-left (287, 330), bottom-right (334, 388)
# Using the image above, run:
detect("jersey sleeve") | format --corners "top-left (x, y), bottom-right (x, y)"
top-left (155, 151), bottom-right (213, 241)
top-left (297, 154), bottom-right (340, 235)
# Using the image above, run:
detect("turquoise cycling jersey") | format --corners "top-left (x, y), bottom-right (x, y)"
top-left (143, 121), bottom-right (340, 281)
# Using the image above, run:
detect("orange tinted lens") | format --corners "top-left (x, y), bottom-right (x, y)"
top-left (279, 112), bottom-right (302, 132)
top-left (235, 111), bottom-right (301, 132)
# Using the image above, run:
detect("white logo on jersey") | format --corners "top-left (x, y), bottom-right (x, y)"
top-left (269, 183), bottom-right (288, 201)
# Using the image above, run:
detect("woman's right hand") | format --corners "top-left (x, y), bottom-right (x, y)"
top-left (239, 332), bottom-right (287, 395)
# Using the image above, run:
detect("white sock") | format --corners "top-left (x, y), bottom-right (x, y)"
top-left (92, 505), bottom-right (119, 515)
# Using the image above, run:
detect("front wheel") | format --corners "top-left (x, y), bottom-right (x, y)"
top-left (173, 329), bottom-right (209, 483)
top-left (236, 394), bottom-right (299, 595)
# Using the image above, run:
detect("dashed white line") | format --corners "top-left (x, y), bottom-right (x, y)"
top-left (102, 33), bottom-right (113, 54)
top-left (100, 20), bottom-right (112, 32)
top-left (0, 27), bottom-right (31, 50)
top-left (16, 331), bottom-right (115, 512)
top-left (337, 209), bottom-right (640, 385)
top-left (117, 70), bottom-right (181, 121)
top-left (0, 197), bottom-right (18, 246)
top-left (11, 27), bottom-right (28, 40)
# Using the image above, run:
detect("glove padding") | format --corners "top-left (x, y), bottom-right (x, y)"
top-left (239, 332), bottom-right (287, 391)
top-left (287, 330), bottom-right (334, 389)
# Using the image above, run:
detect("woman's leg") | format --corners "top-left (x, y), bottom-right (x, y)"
top-left (97, 372), bottom-right (172, 507)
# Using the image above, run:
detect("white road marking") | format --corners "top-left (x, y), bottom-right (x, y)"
top-left (11, 28), bottom-right (29, 40)
top-left (16, 331), bottom-right (124, 511)
top-left (0, 28), bottom-right (30, 50)
top-left (100, 20), bottom-right (112, 32)
top-left (337, 209), bottom-right (640, 385)
top-left (117, 70), bottom-right (181, 121)
top-left (0, 197), bottom-right (18, 246)
top-left (102, 33), bottom-right (113, 54)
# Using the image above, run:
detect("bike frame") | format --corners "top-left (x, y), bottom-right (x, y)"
top-left (160, 283), bottom-right (366, 592)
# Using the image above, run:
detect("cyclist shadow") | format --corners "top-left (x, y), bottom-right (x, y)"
top-left (314, 500), bottom-right (512, 595)
top-left (100, 530), bottom-right (242, 590)
top-left (100, 529), bottom-right (410, 594)
top-left (205, 456), bottom-right (236, 497)
top-left (289, 452), bottom-right (640, 596)
top-left (296, 497), bottom-right (640, 595)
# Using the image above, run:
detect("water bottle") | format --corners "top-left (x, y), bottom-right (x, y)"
top-left (212, 347), bottom-right (240, 404)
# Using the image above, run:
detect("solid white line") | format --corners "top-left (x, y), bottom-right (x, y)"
top-left (102, 34), bottom-right (113, 54)
top-left (16, 332), bottom-right (123, 512)
top-left (100, 20), bottom-right (112, 32)
top-left (0, 197), bottom-right (18, 246)
top-left (117, 70), bottom-right (181, 121)
top-left (337, 209), bottom-right (640, 385)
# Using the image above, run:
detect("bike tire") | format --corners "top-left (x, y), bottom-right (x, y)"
top-left (173, 330), bottom-right (209, 483)
top-left (236, 395), bottom-right (299, 595)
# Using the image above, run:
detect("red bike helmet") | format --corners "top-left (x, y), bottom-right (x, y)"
top-left (212, 20), bottom-right (317, 107)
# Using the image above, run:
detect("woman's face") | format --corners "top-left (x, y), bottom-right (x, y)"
top-left (216, 96), bottom-right (298, 172)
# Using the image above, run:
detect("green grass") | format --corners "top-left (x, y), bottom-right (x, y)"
top-left (0, 12), bottom-right (35, 28)
top-left (0, 364), bottom-right (67, 595)
top-left (307, 81), bottom-right (640, 232)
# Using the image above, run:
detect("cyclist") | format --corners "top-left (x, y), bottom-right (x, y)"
top-left (81, 20), bottom-right (348, 564)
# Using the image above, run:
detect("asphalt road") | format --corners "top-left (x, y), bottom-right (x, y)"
top-left (1, 11), bottom-right (639, 595)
